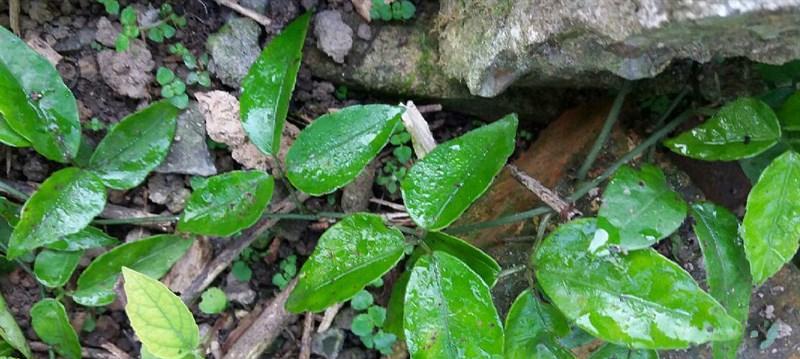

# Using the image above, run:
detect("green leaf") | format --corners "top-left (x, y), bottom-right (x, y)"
top-left (742, 150), bottom-right (800, 285)
top-left (691, 202), bottom-right (751, 359)
top-left (177, 170), bottom-right (274, 236)
top-left (161, 24), bottom-right (176, 39)
top-left (664, 98), bottom-right (781, 161)
top-left (404, 251), bottom-right (504, 358)
top-left (597, 164), bottom-right (687, 251)
top-left (589, 343), bottom-right (658, 359)
top-left (169, 94), bottom-right (189, 110)
top-left (0, 292), bottom-right (31, 358)
top-left (286, 105), bottom-right (404, 195)
top-left (122, 267), bottom-right (199, 359)
top-left (0, 114), bottom-right (29, 147)
top-left (368, 306), bottom-right (386, 327)
top-left (777, 91), bottom-right (800, 130)
top-left (231, 260), bottom-right (252, 282)
top-left (351, 290), bottom-right (373, 311)
top-left (399, 0), bottom-right (416, 19)
top-left (33, 249), bottom-right (82, 288)
top-left (89, 100), bottom-right (178, 190)
top-left (351, 313), bottom-right (375, 337)
top-left (102, 0), bottom-right (120, 15)
top-left (0, 27), bottom-right (80, 163)
top-left (8, 168), bottom-right (106, 258)
top-left (115, 34), bottom-right (129, 52)
top-left (287, 213), bottom-right (405, 312)
top-left (199, 287), bottom-right (228, 314)
top-left (0, 340), bottom-right (14, 356)
top-left (147, 27), bottom-right (164, 43)
top-left (533, 218), bottom-right (741, 349)
top-left (422, 231), bottom-right (500, 287)
top-left (739, 141), bottom-right (789, 184)
top-left (373, 331), bottom-right (397, 355)
top-left (402, 114), bottom-right (517, 230)
top-left (241, 12), bottom-right (311, 156)
top-left (30, 299), bottom-right (81, 359)
top-left (73, 235), bottom-right (192, 306)
top-left (156, 67), bottom-right (175, 85)
top-left (384, 270), bottom-right (409, 340)
top-left (505, 289), bottom-right (574, 359)
top-left (46, 226), bottom-right (118, 251)
top-left (120, 6), bottom-right (137, 25)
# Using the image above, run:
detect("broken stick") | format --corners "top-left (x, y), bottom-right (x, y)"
top-left (508, 164), bottom-right (581, 220)
top-left (214, 0), bottom-right (271, 27)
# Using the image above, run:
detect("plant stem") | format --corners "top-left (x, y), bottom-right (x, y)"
top-left (497, 265), bottom-right (527, 280)
top-left (92, 214), bottom-right (180, 225)
top-left (576, 81), bottom-right (632, 180)
top-left (0, 179), bottom-right (29, 202)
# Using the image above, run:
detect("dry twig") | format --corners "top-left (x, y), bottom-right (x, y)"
top-left (507, 164), bottom-right (581, 220)
top-left (317, 302), bottom-right (343, 333)
top-left (400, 101), bottom-right (437, 158)
top-left (299, 312), bottom-right (315, 359)
top-left (9, 0), bottom-right (20, 35)
top-left (214, 0), bottom-right (271, 26)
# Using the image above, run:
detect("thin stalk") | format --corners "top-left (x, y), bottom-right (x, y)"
top-left (0, 179), bottom-right (28, 201)
top-left (576, 81), bottom-right (632, 180)
top-left (497, 265), bottom-right (527, 280)
top-left (648, 88), bottom-right (690, 161)
top-left (93, 214), bottom-right (180, 225)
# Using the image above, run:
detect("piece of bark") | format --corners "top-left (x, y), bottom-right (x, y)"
top-left (163, 237), bottom-right (212, 293)
top-left (507, 164), bottom-right (580, 220)
top-left (400, 101), bottom-right (437, 158)
top-left (299, 312), bottom-right (315, 359)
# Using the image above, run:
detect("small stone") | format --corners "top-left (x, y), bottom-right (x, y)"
top-left (240, 0), bottom-right (268, 13)
top-left (311, 329), bottom-right (345, 359)
top-left (356, 23), bottom-right (371, 40)
top-left (22, 155), bottom-right (48, 182)
top-left (314, 10), bottom-right (353, 64)
top-left (301, 0), bottom-right (318, 11)
top-left (94, 17), bottom-right (120, 48)
top-left (333, 307), bottom-right (355, 331)
top-left (97, 40), bottom-right (155, 99)
top-left (78, 55), bottom-right (98, 79)
top-left (25, 0), bottom-right (54, 24)
top-left (341, 161), bottom-right (376, 213)
top-left (224, 272), bottom-right (257, 305)
top-left (156, 102), bottom-right (217, 176)
top-left (206, 17), bottom-right (262, 88)
top-left (147, 174), bottom-right (191, 213)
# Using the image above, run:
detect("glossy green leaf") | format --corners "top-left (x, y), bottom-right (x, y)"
top-left (122, 267), bottom-right (199, 359)
top-left (423, 231), bottom-right (500, 287)
top-left (89, 101), bottom-right (178, 190)
top-left (34, 249), bottom-right (82, 288)
top-left (777, 91), bottom-right (800, 130)
top-left (30, 299), bottom-right (81, 359)
top-left (0, 292), bottom-right (31, 358)
top-left (384, 270), bottom-right (409, 340)
top-left (7, 168), bottom-right (106, 259)
top-left (589, 344), bottom-right (658, 359)
top-left (402, 114), bottom-right (517, 230)
top-left (533, 218), bottom-right (741, 349)
top-left (597, 165), bottom-right (687, 251)
top-left (286, 105), bottom-right (404, 195)
top-left (241, 12), bottom-right (310, 156)
top-left (691, 202), bottom-right (751, 359)
top-left (0, 114), bottom-right (29, 147)
top-left (177, 170), bottom-right (274, 236)
top-left (0, 27), bottom-right (80, 163)
top-left (199, 287), bottom-right (227, 314)
top-left (742, 150), bottom-right (800, 285)
top-left (505, 289), bottom-right (574, 359)
top-left (73, 235), bottom-right (192, 306)
top-left (0, 197), bottom-right (19, 226)
top-left (286, 213), bottom-right (405, 312)
top-left (404, 251), bottom-right (504, 358)
top-left (46, 226), bottom-right (118, 251)
top-left (664, 98), bottom-right (780, 161)
top-left (739, 141), bottom-right (789, 184)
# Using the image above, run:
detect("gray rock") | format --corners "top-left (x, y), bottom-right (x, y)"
top-left (311, 329), bottom-right (345, 359)
top-left (333, 307), bottom-right (355, 331)
top-left (96, 40), bottom-right (154, 99)
top-left (94, 17), bottom-right (119, 48)
top-left (241, 0), bottom-right (268, 13)
top-left (314, 10), bottom-right (353, 64)
top-left (147, 174), bottom-right (191, 213)
top-left (156, 102), bottom-right (217, 176)
top-left (356, 23), bottom-right (371, 41)
top-left (206, 17), bottom-right (262, 88)
top-left (224, 272), bottom-right (257, 305)
top-left (341, 161), bottom-right (375, 213)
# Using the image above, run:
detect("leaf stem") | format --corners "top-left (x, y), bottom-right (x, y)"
top-left (576, 81), bottom-right (632, 181)
top-left (497, 265), bottom-right (527, 280)
top-left (92, 214), bottom-right (180, 225)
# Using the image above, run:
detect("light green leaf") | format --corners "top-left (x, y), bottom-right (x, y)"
top-left (73, 235), bottom-right (192, 307)
top-left (597, 164), bottom-right (687, 251)
top-left (402, 114), bottom-right (517, 230)
top-left (423, 231), bottom-right (500, 287)
top-left (241, 12), bottom-right (311, 156)
top-left (777, 91), bottom-right (800, 130)
top-left (177, 170), bottom-right (274, 236)
top-left (8, 168), bottom-right (106, 259)
top-left (199, 287), bottom-right (227, 315)
top-left (156, 67), bottom-right (175, 85)
top-left (404, 251), bottom-right (504, 358)
top-left (89, 100), bottom-right (178, 190)
top-left (691, 202), bottom-right (751, 359)
top-left (533, 218), bottom-right (741, 349)
top-left (286, 105), bottom-right (404, 196)
top-left (739, 142), bottom-right (789, 184)
top-left (505, 289), bottom-right (574, 359)
top-left (0, 27), bottom-right (80, 163)
top-left (286, 213), bottom-right (405, 312)
top-left (0, 292), bottom-right (31, 358)
top-left (742, 150), bottom-right (800, 285)
top-left (33, 249), bottom-right (82, 288)
top-left (30, 299), bottom-right (81, 359)
top-left (122, 267), bottom-right (199, 359)
top-left (664, 98), bottom-right (780, 161)
top-left (589, 343), bottom-right (658, 359)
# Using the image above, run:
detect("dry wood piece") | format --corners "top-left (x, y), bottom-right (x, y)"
top-left (9, 0), bottom-right (20, 35)
top-left (317, 302), bottom-right (343, 333)
top-left (214, 0), bottom-right (272, 27)
top-left (507, 164), bottom-right (581, 220)
top-left (400, 101), bottom-right (437, 159)
top-left (299, 312), bottom-right (315, 359)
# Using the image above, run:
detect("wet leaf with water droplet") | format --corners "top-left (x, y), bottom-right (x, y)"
top-left (46, 226), bottom-right (119, 251)
top-left (178, 170), bottom-right (274, 236)
top-left (286, 213), bottom-right (405, 312)
top-left (742, 150), bottom-right (800, 285)
top-left (664, 98), bottom-right (780, 161)
top-left (505, 289), bottom-right (574, 359)
top-left (241, 13), bottom-right (310, 156)
top-left (0, 27), bottom-right (80, 163)
top-left (422, 231), bottom-right (500, 287)
top-left (286, 105), bottom-right (404, 196)
top-left (7, 168), bottom-right (106, 259)
top-left (89, 100), bottom-right (178, 190)
top-left (404, 251), bottom-right (503, 358)
top-left (691, 202), bottom-right (751, 359)
top-left (0, 292), bottom-right (32, 358)
top-left (597, 164), bottom-right (687, 251)
top-left (33, 249), bottom-right (83, 288)
top-left (73, 235), bottom-right (192, 306)
top-left (533, 218), bottom-right (741, 349)
top-left (0, 113), bottom-right (29, 148)
top-left (384, 270), bottom-right (409, 340)
top-left (402, 114), bottom-right (517, 230)
top-left (588, 343), bottom-right (658, 359)
top-left (30, 299), bottom-right (81, 359)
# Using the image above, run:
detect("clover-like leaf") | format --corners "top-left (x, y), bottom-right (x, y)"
top-left (286, 213), bottom-right (405, 312)
top-left (241, 12), bottom-right (310, 156)
top-left (664, 98), bottom-right (780, 160)
top-left (505, 289), bottom-right (574, 359)
top-left (122, 267), bottom-right (199, 359)
top-left (533, 218), bottom-right (741, 349)
top-left (286, 105), bottom-right (404, 195)
top-left (30, 299), bottom-right (81, 359)
top-left (423, 231), bottom-right (500, 287)
top-left (89, 100), bottom-right (178, 190)
top-left (742, 150), bottom-right (800, 285)
top-left (178, 170), bottom-right (274, 236)
top-left (402, 114), bottom-right (517, 230)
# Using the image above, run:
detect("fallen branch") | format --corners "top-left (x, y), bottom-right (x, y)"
top-left (508, 164), bottom-right (580, 220)
top-left (299, 312), bottom-right (315, 359)
top-left (214, 0), bottom-right (271, 27)
top-left (317, 302), bottom-right (342, 333)
top-left (400, 101), bottom-right (437, 159)
top-left (369, 198), bottom-right (406, 211)
top-left (9, 0), bottom-right (20, 35)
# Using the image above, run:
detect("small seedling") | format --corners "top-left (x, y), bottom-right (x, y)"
top-left (349, 289), bottom-right (396, 355)
top-left (370, 0), bottom-right (415, 21)
top-left (97, 0), bottom-right (120, 16)
top-left (116, 6), bottom-right (139, 52)
top-left (199, 287), bottom-right (228, 314)
top-left (271, 255), bottom-right (297, 290)
top-left (231, 260), bottom-right (253, 282)
top-left (156, 67), bottom-right (189, 109)
top-left (376, 129), bottom-right (412, 195)
top-left (146, 4), bottom-right (185, 43)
